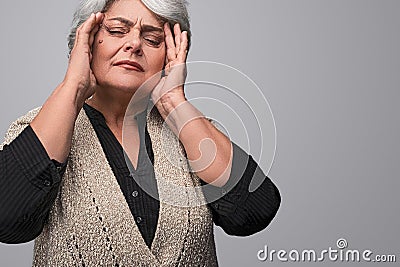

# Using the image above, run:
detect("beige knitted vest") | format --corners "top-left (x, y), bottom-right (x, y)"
top-left (2, 106), bottom-right (218, 267)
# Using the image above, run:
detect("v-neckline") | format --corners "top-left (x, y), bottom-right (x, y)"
top-left (76, 104), bottom-right (190, 265)
top-left (83, 102), bottom-right (146, 172)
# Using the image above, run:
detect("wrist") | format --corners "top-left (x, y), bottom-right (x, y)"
top-left (56, 80), bottom-right (87, 114)
top-left (162, 100), bottom-right (205, 138)
top-left (156, 86), bottom-right (187, 114)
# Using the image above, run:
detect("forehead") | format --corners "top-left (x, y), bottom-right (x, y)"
top-left (106, 0), bottom-right (162, 26)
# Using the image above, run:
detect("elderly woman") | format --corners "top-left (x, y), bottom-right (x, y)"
top-left (0, 0), bottom-right (280, 266)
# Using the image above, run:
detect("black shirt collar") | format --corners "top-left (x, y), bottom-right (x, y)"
top-left (83, 102), bottom-right (147, 129)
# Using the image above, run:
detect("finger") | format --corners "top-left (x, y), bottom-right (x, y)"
top-left (164, 22), bottom-right (177, 61)
top-left (75, 13), bottom-right (101, 51)
top-left (71, 17), bottom-right (89, 53)
top-left (151, 76), bottom-right (167, 103)
top-left (76, 13), bottom-right (95, 42)
top-left (177, 31), bottom-right (189, 62)
top-left (174, 23), bottom-right (181, 55)
top-left (89, 13), bottom-right (104, 48)
top-left (88, 25), bottom-right (98, 49)
top-left (164, 55), bottom-right (168, 66)
top-left (164, 62), bottom-right (172, 76)
top-left (81, 12), bottom-right (102, 36)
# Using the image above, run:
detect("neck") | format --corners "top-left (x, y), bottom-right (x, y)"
top-left (85, 87), bottom-right (149, 129)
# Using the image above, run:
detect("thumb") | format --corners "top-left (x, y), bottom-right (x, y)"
top-left (151, 76), bottom-right (167, 103)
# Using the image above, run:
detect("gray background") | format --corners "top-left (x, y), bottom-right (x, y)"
top-left (1, 0), bottom-right (399, 266)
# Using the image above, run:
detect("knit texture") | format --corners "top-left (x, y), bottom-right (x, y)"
top-left (3, 106), bottom-right (218, 267)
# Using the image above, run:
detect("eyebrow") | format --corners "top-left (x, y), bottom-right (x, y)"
top-left (107, 17), bottom-right (164, 33)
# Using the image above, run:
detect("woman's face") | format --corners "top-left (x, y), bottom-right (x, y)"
top-left (91, 0), bottom-right (166, 94)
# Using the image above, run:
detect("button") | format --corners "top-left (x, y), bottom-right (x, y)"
top-left (132, 191), bottom-right (138, 197)
top-left (18, 214), bottom-right (29, 223)
top-left (221, 188), bottom-right (227, 195)
top-left (43, 179), bottom-right (52, 186)
top-left (178, 158), bottom-right (185, 167)
top-left (136, 216), bottom-right (142, 224)
top-left (213, 203), bottom-right (219, 210)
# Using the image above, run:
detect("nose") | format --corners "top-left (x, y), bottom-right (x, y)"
top-left (123, 33), bottom-right (143, 55)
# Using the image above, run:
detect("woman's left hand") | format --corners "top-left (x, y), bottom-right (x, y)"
top-left (150, 23), bottom-right (233, 187)
top-left (151, 22), bottom-right (189, 120)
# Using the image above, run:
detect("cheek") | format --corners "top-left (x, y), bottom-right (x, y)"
top-left (91, 41), bottom-right (116, 73)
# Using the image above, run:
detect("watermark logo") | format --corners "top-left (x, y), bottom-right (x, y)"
top-left (122, 61), bottom-right (277, 207)
top-left (336, 238), bottom-right (348, 250)
top-left (257, 238), bottom-right (397, 263)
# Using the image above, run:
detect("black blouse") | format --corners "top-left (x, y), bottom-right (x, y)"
top-left (0, 103), bottom-right (281, 245)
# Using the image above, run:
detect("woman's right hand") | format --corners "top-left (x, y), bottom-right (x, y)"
top-left (63, 12), bottom-right (104, 105)
top-left (30, 13), bottom-right (104, 163)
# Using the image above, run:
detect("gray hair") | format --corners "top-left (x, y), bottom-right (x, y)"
top-left (67, 0), bottom-right (191, 54)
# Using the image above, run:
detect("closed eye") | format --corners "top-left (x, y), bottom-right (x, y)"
top-left (101, 22), bottom-right (163, 47)
top-left (102, 24), bottom-right (129, 35)
top-left (144, 38), bottom-right (162, 47)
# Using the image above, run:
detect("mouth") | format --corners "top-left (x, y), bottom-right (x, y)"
top-left (114, 60), bottom-right (144, 72)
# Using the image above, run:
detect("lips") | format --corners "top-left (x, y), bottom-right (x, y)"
top-left (114, 60), bottom-right (144, 72)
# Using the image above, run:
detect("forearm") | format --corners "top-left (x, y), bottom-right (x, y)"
top-left (29, 12), bottom-right (103, 163)
top-left (0, 126), bottom-right (64, 244)
top-left (157, 93), bottom-right (232, 187)
top-left (202, 143), bottom-right (281, 236)
top-left (30, 81), bottom-right (85, 162)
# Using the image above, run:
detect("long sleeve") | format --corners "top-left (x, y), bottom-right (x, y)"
top-left (0, 125), bottom-right (66, 244)
top-left (201, 143), bottom-right (281, 236)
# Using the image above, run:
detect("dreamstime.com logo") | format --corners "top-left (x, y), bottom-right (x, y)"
top-left (257, 238), bottom-right (397, 263)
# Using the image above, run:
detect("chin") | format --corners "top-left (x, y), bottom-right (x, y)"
top-left (101, 79), bottom-right (144, 93)
top-left (96, 70), bottom-right (158, 97)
